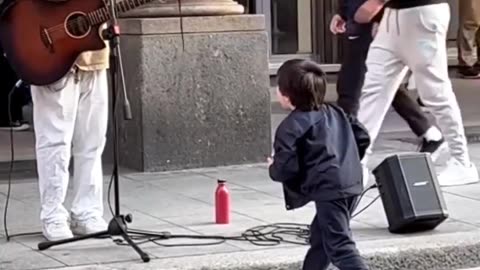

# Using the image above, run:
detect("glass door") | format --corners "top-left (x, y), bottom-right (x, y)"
top-left (256, 0), bottom-right (314, 73)
top-left (270, 0), bottom-right (312, 55)
top-left (256, 0), bottom-right (342, 74)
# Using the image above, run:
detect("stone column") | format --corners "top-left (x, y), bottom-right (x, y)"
top-left (112, 1), bottom-right (271, 172)
top-left (120, 0), bottom-right (245, 17)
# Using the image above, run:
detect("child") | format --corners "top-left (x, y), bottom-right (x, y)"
top-left (268, 59), bottom-right (370, 270)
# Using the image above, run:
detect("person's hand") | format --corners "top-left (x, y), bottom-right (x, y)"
top-left (371, 22), bottom-right (379, 37)
top-left (354, 0), bottom-right (385, 23)
top-left (267, 156), bottom-right (274, 166)
top-left (329, 14), bottom-right (346, 35)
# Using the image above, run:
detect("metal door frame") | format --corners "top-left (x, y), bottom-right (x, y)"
top-left (256, 0), bottom-right (317, 74)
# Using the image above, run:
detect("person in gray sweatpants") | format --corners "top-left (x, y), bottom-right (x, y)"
top-left (357, 1), bottom-right (479, 186)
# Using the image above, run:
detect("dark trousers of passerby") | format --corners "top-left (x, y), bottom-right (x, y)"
top-left (0, 51), bottom-right (32, 127)
top-left (303, 196), bottom-right (369, 270)
top-left (457, 0), bottom-right (480, 78)
top-left (336, 27), bottom-right (430, 138)
top-left (0, 55), bottom-right (23, 126)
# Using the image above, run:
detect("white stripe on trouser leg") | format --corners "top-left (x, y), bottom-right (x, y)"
top-left (357, 10), bottom-right (409, 168)
top-left (31, 69), bottom-right (108, 223)
top-left (399, 3), bottom-right (470, 165)
top-left (70, 69), bottom-right (108, 221)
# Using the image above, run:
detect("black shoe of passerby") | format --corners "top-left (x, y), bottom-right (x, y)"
top-left (459, 66), bottom-right (480, 79)
top-left (419, 138), bottom-right (445, 154)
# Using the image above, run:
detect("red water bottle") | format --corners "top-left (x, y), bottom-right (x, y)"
top-left (215, 179), bottom-right (230, 224)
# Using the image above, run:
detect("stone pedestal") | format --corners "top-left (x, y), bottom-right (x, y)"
top-left (120, 0), bottom-right (245, 17)
top-left (116, 15), bottom-right (271, 172)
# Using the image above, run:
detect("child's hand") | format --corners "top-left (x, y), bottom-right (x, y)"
top-left (267, 156), bottom-right (274, 166)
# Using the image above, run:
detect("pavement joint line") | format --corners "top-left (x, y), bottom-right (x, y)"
top-left (196, 170), bottom-right (284, 199)
top-left (445, 218), bottom-right (480, 229)
top-left (443, 188), bottom-right (480, 202)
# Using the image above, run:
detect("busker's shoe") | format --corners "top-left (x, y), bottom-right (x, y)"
top-left (42, 220), bottom-right (74, 241)
top-left (437, 158), bottom-right (479, 187)
top-left (71, 216), bottom-right (108, 235)
top-left (0, 121), bottom-right (30, 131)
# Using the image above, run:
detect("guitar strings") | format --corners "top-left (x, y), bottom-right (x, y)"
top-left (47, 16), bottom-right (105, 33)
top-left (45, 4), bottom-right (120, 34)
top-left (45, 15), bottom-right (113, 41)
top-left (45, 0), bottom-right (151, 36)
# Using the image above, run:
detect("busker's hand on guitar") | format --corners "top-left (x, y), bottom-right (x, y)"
top-left (329, 14), bottom-right (346, 35)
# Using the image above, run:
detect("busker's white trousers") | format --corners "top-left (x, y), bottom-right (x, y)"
top-left (31, 69), bottom-right (108, 223)
top-left (358, 3), bottom-right (471, 167)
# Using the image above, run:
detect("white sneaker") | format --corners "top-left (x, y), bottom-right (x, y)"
top-left (437, 158), bottom-right (479, 187)
top-left (71, 216), bottom-right (108, 235)
top-left (42, 220), bottom-right (74, 241)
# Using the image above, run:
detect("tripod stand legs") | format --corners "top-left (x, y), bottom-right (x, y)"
top-left (111, 216), bottom-right (151, 262)
top-left (38, 215), bottom-right (150, 262)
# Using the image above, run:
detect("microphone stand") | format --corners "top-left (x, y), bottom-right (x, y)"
top-left (36, 0), bottom-right (170, 262)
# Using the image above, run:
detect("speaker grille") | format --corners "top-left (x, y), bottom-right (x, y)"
top-left (400, 156), bottom-right (443, 217)
top-left (373, 153), bottom-right (448, 233)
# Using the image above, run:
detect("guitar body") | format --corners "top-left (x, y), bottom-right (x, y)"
top-left (0, 0), bottom-right (106, 85)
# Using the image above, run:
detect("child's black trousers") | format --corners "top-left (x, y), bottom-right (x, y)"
top-left (303, 196), bottom-right (369, 270)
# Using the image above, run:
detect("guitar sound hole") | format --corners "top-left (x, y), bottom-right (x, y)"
top-left (65, 13), bottom-right (91, 38)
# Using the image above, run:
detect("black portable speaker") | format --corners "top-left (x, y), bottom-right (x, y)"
top-left (372, 153), bottom-right (448, 234)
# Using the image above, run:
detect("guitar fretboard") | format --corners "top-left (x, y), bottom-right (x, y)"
top-left (87, 0), bottom-right (155, 25)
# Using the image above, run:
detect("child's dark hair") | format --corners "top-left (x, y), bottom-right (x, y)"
top-left (277, 59), bottom-right (327, 111)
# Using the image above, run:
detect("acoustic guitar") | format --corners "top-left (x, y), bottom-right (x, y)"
top-left (354, 0), bottom-right (386, 24)
top-left (0, 0), bottom-right (154, 86)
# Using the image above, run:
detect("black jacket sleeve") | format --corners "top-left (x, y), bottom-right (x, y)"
top-left (347, 115), bottom-right (370, 159)
top-left (269, 126), bottom-right (300, 183)
top-left (337, 0), bottom-right (348, 20)
top-left (372, 6), bottom-right (385, 22)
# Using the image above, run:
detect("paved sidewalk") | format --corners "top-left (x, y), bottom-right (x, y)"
top-left (2, 139), bottom-right (480, 270)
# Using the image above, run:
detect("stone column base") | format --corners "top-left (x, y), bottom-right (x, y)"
top-left (120, 0), bottom-right (245, 17)
top-left (114, 15), bottom-right (271, 172)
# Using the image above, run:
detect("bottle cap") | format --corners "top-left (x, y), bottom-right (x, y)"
top-left (218, 179), bottom-right (227, 184)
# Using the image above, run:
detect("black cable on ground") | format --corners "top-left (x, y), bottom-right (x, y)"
top-left (352, 184), bottom-right (380, 218)
top-left (3, 83), bottom-right (16, 240)
top-left (116, 223), bottom-right (311, 248)
top-left (109, 185), bottom-right (380, 248)
top-left (2, 82), bottom-right (43, 240)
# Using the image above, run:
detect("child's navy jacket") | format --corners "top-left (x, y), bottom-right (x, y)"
top-left (269, 104), bottom-right (370, 210)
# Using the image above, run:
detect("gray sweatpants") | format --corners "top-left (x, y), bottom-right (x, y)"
top-left (358, 3), bottom-right (470, 167)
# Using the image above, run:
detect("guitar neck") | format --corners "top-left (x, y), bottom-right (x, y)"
top-left (88, 0), bottom-right (154, 25)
